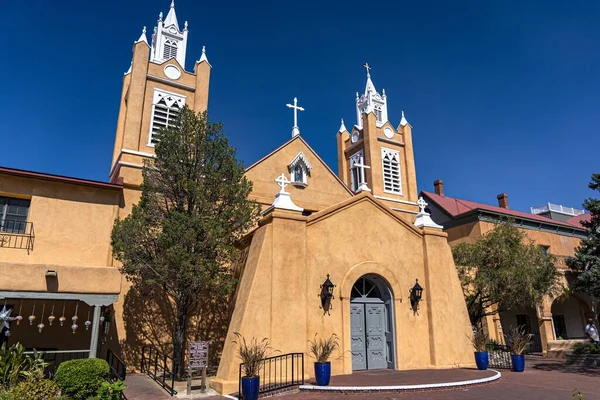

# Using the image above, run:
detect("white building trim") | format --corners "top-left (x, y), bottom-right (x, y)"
top-left (374, 195), bottom-right (417, 205)
top-left (0, 291), bottom-right (118, 307)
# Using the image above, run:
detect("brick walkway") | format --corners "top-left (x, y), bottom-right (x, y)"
top-left (124, 357), bottom-right (600, 400)
top-left (288, 357), bottom-right (600, 400)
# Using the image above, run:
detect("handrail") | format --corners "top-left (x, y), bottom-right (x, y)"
top-left (107, 349), bottom-right (127, 381)
top-left (140, 345), bottom-right (177, 396)
top-left (238, 353), bottom-right (304, 399)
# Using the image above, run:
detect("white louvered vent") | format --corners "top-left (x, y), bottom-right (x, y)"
top-left (381, 148), bottom-right (402, 194)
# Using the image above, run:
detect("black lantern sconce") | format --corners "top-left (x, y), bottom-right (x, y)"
top-left (319, 274), bottom-right (336, 315)
top-left (409, 279), bottom-right (423, 315)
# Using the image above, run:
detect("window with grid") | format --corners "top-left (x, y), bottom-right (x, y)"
top-left (149, 97), bottom-right (182, 144)
top-left (374, 107), bottom-right (382, 122)
top-left (0, 196), bottom-right (30, 234)
top-left (381, 148), bottom-right (402, 194)
top-left (163, 40), bottom-right (178, 60)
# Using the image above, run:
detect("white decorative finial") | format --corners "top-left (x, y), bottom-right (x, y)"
top-left (275, 173), bottom-right (290, 193)
top-left (417, 197), bottom-right (428, 213)
top-left (171, 0), bottom-right (175, 7)
top-left (270, 173), bottom-right (303, 212)
top-left (353, 157), bottom-right (371, 192)
top-left (184, 21), bottom-right (188, 30)
top-left (400, 111), bottom-right (408, 127)
top-left (286, 97), bottom-right (305, 137)
top-left (136, 26), bottom-right (148, 44)
top-left (142, 26), bottom-right (146, 34)
top-left (356, 92), bottom-right (359, 100)
top-left (202, 45), bottom-right (206, 54)
top-left (159, 11), bottom-right (163, 21)
top-left (198, 46), bottom-right (209, 64)
top-left (363, 62), bottom-right (371, 78)
top-left (339, 118), bottom-right (347, 133)
top-left (414, 196), bottom-right (443, 229)
top-left (382, 88), bottom-right (386, 96)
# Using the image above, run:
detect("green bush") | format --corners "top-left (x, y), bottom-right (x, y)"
top-left (95, 380), bottom-right (126, 400)
top-left (572, 343), bottom-right (600, 355)
top-left (0, 343), bottom-right (48, 390)
top-left (10, 378), bottom-right (61, 399)
top-left (54, 358), bottom-right (109, 400)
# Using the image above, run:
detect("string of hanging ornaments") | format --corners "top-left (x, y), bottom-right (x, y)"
top-left (3, 300), bottom-right (95, 335)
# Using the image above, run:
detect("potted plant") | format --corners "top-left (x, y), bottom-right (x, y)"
top-left (470, 329), bottom-right (489, 370)
top-left (505, 325), bottom-right (533, 372)
top-left (308, 333), bottom-right (339, 386)
top-left (233, 333), bottom-right (274, 400)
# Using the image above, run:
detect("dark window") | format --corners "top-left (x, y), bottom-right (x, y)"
top-left (553, 315), bottom-right (567, 339)
top-left (293, 165), bottom-right (304, 183)
top-left (516, 314), bottom-right (532, 333)
top-left (0, 197), bottom-right (30, 234)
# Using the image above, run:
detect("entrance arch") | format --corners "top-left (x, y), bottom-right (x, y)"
top-left (350, 274), bottom-right (396, 371)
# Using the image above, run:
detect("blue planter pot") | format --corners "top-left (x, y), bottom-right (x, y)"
top-left (241, 376), bottom-right (260, 400)
top-left (511, 354), bottom-right (525, 372)
top-left (474, 351), bottom-right (489, 370)
top-left (314, 362), bottom-right (331, 386)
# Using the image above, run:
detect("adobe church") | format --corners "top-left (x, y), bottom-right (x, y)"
top-left (0, 1), bottom-right (473, 396)
top-left (105, 2), bottom-right (473, 394)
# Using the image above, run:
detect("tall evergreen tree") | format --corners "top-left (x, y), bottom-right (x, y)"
top-left (111, 107), bottom-right (260, 377)
top-left (567, 173), bottom-right (600, 299)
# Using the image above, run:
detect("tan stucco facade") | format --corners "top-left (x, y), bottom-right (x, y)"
top-left (211, 194), bottom-right (473, 394)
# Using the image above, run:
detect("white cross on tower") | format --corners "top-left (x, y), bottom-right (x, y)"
top-left (417, 197), bottom-right (428, 214)
top-left (286, 97), bottom-right (305, 137)
top-left (353, 156), bottom-right (371, 192)
top-left (363, 62), bottom-right (371, 77)
top-left (274, 173), bottom-right (291, 193)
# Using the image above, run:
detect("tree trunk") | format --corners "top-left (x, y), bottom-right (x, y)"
top-left (173, 298), bottom-right (189, 380)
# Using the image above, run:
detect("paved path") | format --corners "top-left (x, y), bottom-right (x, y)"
top-left (124, 357), bottom-right (600, 400)
top-left (287, 357), bottom-right (600, 400)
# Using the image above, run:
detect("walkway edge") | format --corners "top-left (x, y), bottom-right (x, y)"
top-left (298, 369), bottom-right (501, 392)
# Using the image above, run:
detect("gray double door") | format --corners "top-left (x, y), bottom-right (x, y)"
top-left (350, 302), bottom-right (391, 370)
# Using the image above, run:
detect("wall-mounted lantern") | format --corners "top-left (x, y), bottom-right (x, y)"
top-left (319, 275), bottom-right (335, 314)
top-left (410, 279), bottom-right (423, 315)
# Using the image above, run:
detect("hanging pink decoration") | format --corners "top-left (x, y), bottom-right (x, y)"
top-left (60, 302), bottom-right (66, 326)
top-left (37, 303), bottom-right (46, 333)
top-left (71, 323), bottom-right (78, 334)
top-left (37, 323), bottom-right (45, 333)
top-left (28, 302), bottom-right (36, 325)
top-left (48, 302), bottom-right (56, 326)
top-left (15, 302), bottom-right (23, 326)
top-left (84, 309), bottom-right (91, 330)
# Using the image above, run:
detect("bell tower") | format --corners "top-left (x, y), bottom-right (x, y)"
top-left (336, 65), bottom-right (419, 217)
top-left (109, 0), bottom-right (212, 192)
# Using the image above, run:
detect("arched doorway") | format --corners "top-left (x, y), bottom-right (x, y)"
top-left (350, 274), bottom-right (395, 371)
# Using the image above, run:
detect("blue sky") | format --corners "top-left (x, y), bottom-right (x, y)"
top-left (2, 0), bottom-right (599, 213)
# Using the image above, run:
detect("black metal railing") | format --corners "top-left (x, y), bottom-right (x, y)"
top-left (238, 353), bottom-right (304, 399)
top-left (141, 345), bottom-right (177, 396)
top-left (107, 348), bottom-right (127, 381)
top-left (0, 220), bottom-right (34, 253)
top-left (488, 345), bottom-right (512, 369)
top-left (526, 334), bottom-right (543, 354)
top-left (25, 349), bottom-right (90, 378)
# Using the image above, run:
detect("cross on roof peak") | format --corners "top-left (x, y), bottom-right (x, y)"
top-left (363, 63), bottom-right (372, 77)
top-left (275, 173), bottom-right (291, 193)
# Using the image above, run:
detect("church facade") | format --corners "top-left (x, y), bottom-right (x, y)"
top-left (0, 1), bottom-right (475, 394)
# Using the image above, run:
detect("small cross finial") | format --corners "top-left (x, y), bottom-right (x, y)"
top-left (417, 197), bottom-right (428, 214)
top-left (274, 173), bottom-right (291, 193)
top-left (363, 63), bottom-right (371, 77)
top-left (286, 97), bottom-right (305, 137)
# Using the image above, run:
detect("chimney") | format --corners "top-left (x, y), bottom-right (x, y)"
top-left (434, 179), bottom-right (444, 196)
top-left (497, 193), bottom-right (509, 209)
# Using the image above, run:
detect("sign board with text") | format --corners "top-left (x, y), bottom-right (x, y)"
top-left (189, 341), bottom-right (209, 369)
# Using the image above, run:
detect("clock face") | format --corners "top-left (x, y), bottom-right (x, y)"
top-left (384, 127), bottom-right (394, 139)
top-left (351, 132), bottom-right (359, 143)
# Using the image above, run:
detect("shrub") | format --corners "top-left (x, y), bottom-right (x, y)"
top-left (95, 380), bottom-right (126, 400)
top-left (308, 334), bottom-right (340, 363)
top-left (0, 343), bottom-right (47, 390)
top-left (504, 325), bottom-right (533, 355)
top-left (11, 378), bottom-right (61, 399)
top-left (54, 358), bottom-right (109, 400)
top-left (572, 343), bottom-right (600, 355)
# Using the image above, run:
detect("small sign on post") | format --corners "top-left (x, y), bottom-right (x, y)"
top-left (187, 341), bottom-right (209, 394)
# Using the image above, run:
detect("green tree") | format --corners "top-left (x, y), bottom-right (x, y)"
top-left (111, 107), bottom-right (260, 378)
top-left (452, 221), bottom-right (562, 326)
top-left (567, 173), bottom-right (600, 299)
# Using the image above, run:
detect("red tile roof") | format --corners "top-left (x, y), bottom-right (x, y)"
top-left (422, 191), bottom-right (586, 230)
top-left (0, 166), bottom-right (123, 191)
top-left (567, 213), bottom-right (591, 229)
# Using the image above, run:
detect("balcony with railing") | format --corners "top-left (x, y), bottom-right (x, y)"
top-left (0, 220), bottom-right (35, 253)
top-left (530, 203), bottom-right (585, 217)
